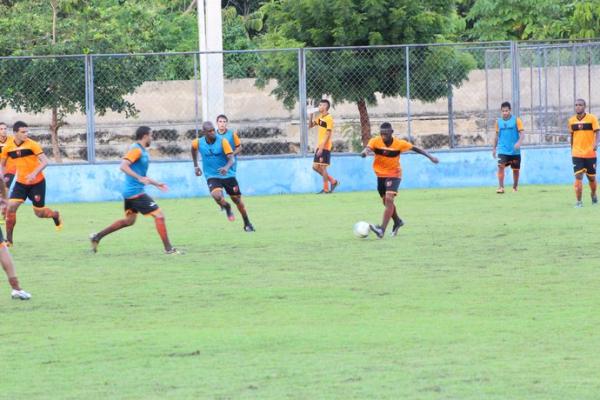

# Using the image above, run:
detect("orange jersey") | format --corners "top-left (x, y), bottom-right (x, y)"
top-left (1, 138), bottom-right (45, 184)
top-left (367, 136), bottom-right (413, 178)
top-left (568, 113), bottom-right (599, 158)
top-left (0, 135), bottom-right (16, 174)
top-left (314, 113), bottom-right (334, 151)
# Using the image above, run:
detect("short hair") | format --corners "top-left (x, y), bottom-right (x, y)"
top-left (0, 122), bottom-right (6, 127)
top-left (216, 114), bottom-right (228, 122)
top-left (501, 101), bottom-right (511, 110)
top-left (319, 99), bottom-right (331, 110)
top-left (380, 122), bottom-right (394, 134)
top-left (202, 121), bottom-right (215, 132)
top-left (135, 126), bottom-right (152, 140)
top-left (576, 98), bottom-right (586, 106)
top-left (13, 121), bottom-right (28, 132)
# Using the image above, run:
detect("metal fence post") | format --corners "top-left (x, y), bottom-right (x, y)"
top-left (193, 53), bottom-right (200, 137)
top-left (510, 41), bottom-right (520, 117)
top-left (298, 48), bottom-right (308, 156)
top-left (405, 46), bottom-right (412, 141)
top-left (484, 50), bottom-right (489, 138)
top-left (448, 83), bottom-right (455, 148)
top-left (84, 54), bottom-right (96, 163)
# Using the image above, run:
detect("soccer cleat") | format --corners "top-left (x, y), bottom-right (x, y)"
top-left (496, 187), bottom-right (505, 194)
top-left (330, 180), bottom-right (340, 193)
top-left (89, 233), bottom-right (100, 253)
top-left (244, 223), bottom-right (255, 232)
top-left (5, 240), bottom-right (13, 247)
top-left (592, 194), bottom-right (598, 205)
top-left (225, 208), bottom-right (235, 222)
top-left (11, 289), bottom-right (31, 300)
top-left (53, 212), bottom-right (63, 231)
top-left (316, 189), bottom-right (330, 194)
top-left (513, 187), bottom-right (518, 192)
top-left (165, 247), bottom-right (182, 255)
top-left (369, 224), bottom-right (384, 239)
top-left (390, 219), bottom-right (404, 237)
top-left (575, 201), bottom-right (583, 208)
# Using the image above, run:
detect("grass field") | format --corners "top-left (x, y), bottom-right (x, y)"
top-left (1, 185), bottom-right (600, 399)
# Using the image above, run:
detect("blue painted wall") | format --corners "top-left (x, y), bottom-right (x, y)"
top-left (41, 146), bottom-right (573, 203)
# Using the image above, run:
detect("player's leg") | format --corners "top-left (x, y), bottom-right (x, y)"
top-left (1, 174), bottom-right (14, 222)
top-left (0, 242), bottom-right (30, 300)
top-left (573, 157), bottom-right (585, 207)
top-left (29, 180), bottom-right (62, 230)
top-left (210, 181), bottom-right (234, 221)
top-left (5, 201), bottom-right (22, 245)
top-left (89, 201), bottom-right (138, 252)
top-left (148, 209), bottom-right (177, 253)
top-left (230, 195), bottom-right (254, 232)
top-left (496, 158), bottom-right (506, 193)
top-left (511, 156), bottom-right (521, 192)
top-left (312, 163), bottom-right (329, 193)
top-left (586, 158), bottom-right (597, 204)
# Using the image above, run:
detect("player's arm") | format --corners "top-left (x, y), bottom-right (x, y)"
top-left (412, 146), bottom-right (439, 164)
top-left (317, 129), bottom-right (332, 156)
top-left (308, 113), bottom-right (316, 128)
top-left (191, 140), bottom-right (202, 176)
top-left (595, 129), bottom-right (600, 151)
top-left (492, 121), bottom-right (499, 158)
top-left (120, 159), bottom-right (167, 191)
top-left (515, 118), bottom-right (524, 150)
top-left (232, 131), bottom-right (242, 156)
top-left (26, 153), bottom-right (49, 183)
top-left (218, 140), bottom-right (235, 175)
top-left (360, 145), bottom-right (374, 158)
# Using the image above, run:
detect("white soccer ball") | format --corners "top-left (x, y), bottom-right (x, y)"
top-left (353, 221), bottom-right (370, 238)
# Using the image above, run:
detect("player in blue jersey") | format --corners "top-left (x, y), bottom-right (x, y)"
top-left (89, 126), bottom-right (179, 254)
top-left (192, 121), bottom-right (255, 232)
top-left (492, 101), bottom-right (524, 193)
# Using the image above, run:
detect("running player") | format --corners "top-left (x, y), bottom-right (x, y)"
top-left (192, 121), bottom-right (255, 232)
top-left (309, 99), bottom-right (339, 193)
top-left (0, 122), bottom-right (16, 188)
top-left (90, 126), bottom-right (179, 254)
top-left (568, 99), bottom-right (600, 207)
top-left (361, 122), bottom-right (439, 238)
top-left (0, 121), bottom-right (62, 246)
top-left (492, 101), bottom-right (524, 193)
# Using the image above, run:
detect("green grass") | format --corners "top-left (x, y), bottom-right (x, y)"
top-left (2, 185), bottom-right (600, 399)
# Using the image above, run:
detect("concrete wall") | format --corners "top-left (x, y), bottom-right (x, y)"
top-left (40, 146), bottom-right (573, 204)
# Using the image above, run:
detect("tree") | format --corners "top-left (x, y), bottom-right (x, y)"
top-left (0, 0), bottom-right (198, 162)
top-left (255, 0), bottom-right (476, 145)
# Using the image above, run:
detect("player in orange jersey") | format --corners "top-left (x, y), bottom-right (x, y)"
top-left (568, 99), bottom-right (600, 207)
top-left (309, 99), bottom-right (339, 193)
top-left (361, 122), bottom-right (439, 238)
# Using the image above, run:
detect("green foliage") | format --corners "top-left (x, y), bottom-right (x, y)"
top-left (222, 6), bottom-right (261, 79)
top-left (569, 0), bottom-right (600, 39)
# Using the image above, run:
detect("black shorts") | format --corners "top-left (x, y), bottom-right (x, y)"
top-left (377, 177), bottom-right (401, 197)
top-left (313, 149), bottom-right (331, 166)
top-left (10, 179), bottom-right (46, 208)
top-left (573, 157), bottom-right (597, 176)
top-left (498, 154), bottom-right (521, 169)
top-left (207, 177), bottom-right (241, 196)
top-left (3, 173), bottom-right (14, 188)
top-left (124, 193), bottom-right (160, 215)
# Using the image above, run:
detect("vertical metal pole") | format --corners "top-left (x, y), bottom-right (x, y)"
top-left (558, 48), bottom-right (562, 136)
top-left (572, 44), bottom-right (577, 106)
top-left (500, 51), bottom-right (505, 101)
top-left (529, 50), bottom-right (534, 134)
top-left (84, 54), bottom-right (96, 163)
top-left (298, 48), bottom-right (308, 156)
top-left (405, 46), bottom-right (412, 141)
top-left (537, 47), bottom-right (543, 143)
top-left (588, 46), bottom-right (592, 112)
top-left (543, 47), bottom-right (548, 136)
top-left (510, 41), bottom-right (520, 117)
top-left (193, 53), bottom-right (200, 137)
top-left (448, 84), bottom-right (455, 148)
top-left (485, 50), bottom-right (489, 139)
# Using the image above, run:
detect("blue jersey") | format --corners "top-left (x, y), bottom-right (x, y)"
top-left (217, 129), bottom-right (240, 175)
top-left (122, 143), bottom-right (149, 198)
top-left (193, 135), bottom-right (234, 179)
top-left (496, 115), bottom-right (523, 156)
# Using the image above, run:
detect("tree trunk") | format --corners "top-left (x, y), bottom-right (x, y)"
top-left (357, 99), bottom-right (371, 146)
top-left (50, 107), bottom-right (62, 163)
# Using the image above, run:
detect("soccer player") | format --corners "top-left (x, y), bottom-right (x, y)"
top-left (0, 122), bottom-right (16, 188)
top-left (360, 122), bottom-right (439, 239)
top-left (0, 176), bottom-right (30, 300)
top-left (309, 99), bottom-right (339, 193)
top-left (0, 121), bottom-right (62, 246)
top-left (192, 121), bottom-right (255, 232)
top-left (90, 126), bottom-right (179, 254)
top-left (568, 98), bottom-right (600, 207)
top-left (215, 114), bottom-right (242, 213)
top-left (492, 101), bottom-right (524, 193)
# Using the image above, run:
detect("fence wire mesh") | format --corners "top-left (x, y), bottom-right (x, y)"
top-left (1, 40), bottom-right (600, 164)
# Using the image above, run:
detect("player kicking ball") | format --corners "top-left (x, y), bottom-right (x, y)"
top-left (192, 121), bottom-right (255, 232)
top-left (360, 122), bottom-right (439, 239)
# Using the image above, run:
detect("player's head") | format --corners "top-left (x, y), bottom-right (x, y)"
top-left (135, 126), bottom-right (152, 147)
top-left (216, 114), bottom-right (228, 132)
top-left (12, 121), bottom-right (28, 141)
top-left (318, 99), bottom-right (331, 113)
top-left (575, 98), bottom-right (586, 114)
top-left (202, 121), bottom-right (216, 139)
top-left (500, 101), bottom-right (512, 119)
top-left (380, 122), bottom-right (394, 140)
top-left (0, 122), bottom-right (7, 140)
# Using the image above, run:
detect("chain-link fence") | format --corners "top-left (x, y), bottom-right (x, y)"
top-left (1, 40), bottom-right (600, 164)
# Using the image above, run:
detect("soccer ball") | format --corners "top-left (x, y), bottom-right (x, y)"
top-left (353, 221), bottom-right (370, 238)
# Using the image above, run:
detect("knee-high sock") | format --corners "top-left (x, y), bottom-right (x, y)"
top-left (154, 217), bottom-right (172, 250)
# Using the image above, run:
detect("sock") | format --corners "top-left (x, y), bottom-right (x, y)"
top-left (574, 180), bottom-right (583, 201)
top-left (6, 211), bottom-right (15, 242)
top-left (328, 176), bottom-right (337, 184)
top-left (323, 181), bottom-right (329, 191)
top-left (392, 206), bottom-right (401, 225)
top-left (96, 219), bottom-right (130, 241)
top-left (590, 180), bottom-right (597, 196)
top-left (154, 217), bottom-right (172, 250)
top-left (8, 276), bottom-right (20, 290)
